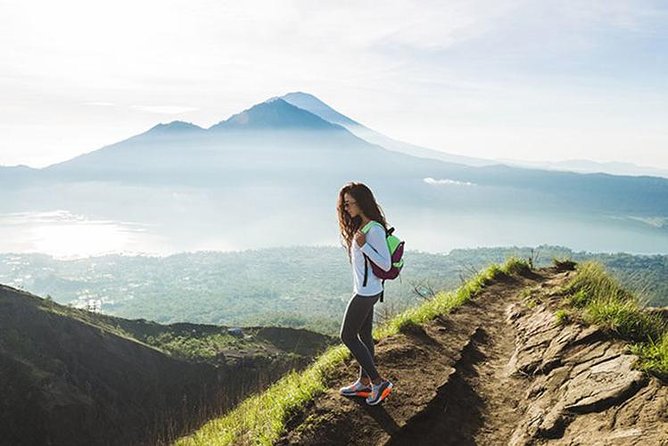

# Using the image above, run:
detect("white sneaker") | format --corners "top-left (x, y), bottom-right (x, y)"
top-left (366, 380), bottom-right (393, 405)
top-left (339, 379), bottom-right (372, 397)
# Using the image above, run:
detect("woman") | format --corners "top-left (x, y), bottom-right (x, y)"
top-left (337, 182), bottom-right (393, 406)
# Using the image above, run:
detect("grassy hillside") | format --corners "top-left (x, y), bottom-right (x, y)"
top-left (0, 285), bottom-right (334, 446)
top-left (174, 257), bottom-right (667, 445)
top-left (557, 260), bottom-right (668, 378)
top-left (174, 258), bottom-right (533, 445)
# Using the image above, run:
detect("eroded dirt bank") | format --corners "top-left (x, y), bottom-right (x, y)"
top-left (278, 267), bottom-right (668, 445)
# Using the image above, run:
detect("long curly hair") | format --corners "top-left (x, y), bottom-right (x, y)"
top-left (337, 182), bottom-right (388, 260)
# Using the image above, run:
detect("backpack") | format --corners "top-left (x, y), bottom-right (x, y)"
top-left (360, 221), bottom-right (405, 301)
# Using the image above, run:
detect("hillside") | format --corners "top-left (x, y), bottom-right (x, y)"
top-left (0, 284), bottom-right (335, 446)
top-left (177, 261), bottom-right (667, 445)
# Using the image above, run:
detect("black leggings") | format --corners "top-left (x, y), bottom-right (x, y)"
top-left (340, 292), bottom-right (382, 381)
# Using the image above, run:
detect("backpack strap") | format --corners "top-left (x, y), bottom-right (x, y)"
top-left (361, 221), bottom-right (378, 288)
top-left (360, 221), bottom-right (387, 295)
top-left (363, 257), bottom-right (385, 302)
top-left (360, 220), bottom-right (386, 235)
top-left (363, 254), bottom-right (369, 287)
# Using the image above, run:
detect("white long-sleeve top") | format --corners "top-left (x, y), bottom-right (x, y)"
top-left (351, 222), bottom-right (391, 296)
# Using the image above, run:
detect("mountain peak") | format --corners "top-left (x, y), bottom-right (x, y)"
top-left (210, 98), bottom-right (341, 131)
top-left (146, 121), bottom-right (205, 135)
top-left (280, 92), bottom-right (360, 127)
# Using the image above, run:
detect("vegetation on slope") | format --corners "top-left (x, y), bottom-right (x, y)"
top-left (175, 257), bottom-right (532, 446)
top-left (0, 285), bottom-right (335, 446)
top-left (37, 297), bottom-right (333, 365)
top-left (560, 261), bottom-right (668, 378)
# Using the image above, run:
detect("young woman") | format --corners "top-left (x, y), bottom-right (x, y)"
top-left (337, 182), bottom-right (393, 405)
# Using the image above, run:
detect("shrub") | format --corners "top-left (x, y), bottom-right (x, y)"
top-left (631, 333), bottom-right (668, 379)
top-left (555, 309), bottom-right (570, 325)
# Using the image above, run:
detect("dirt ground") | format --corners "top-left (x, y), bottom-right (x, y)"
top-left (277, 270), bottom-right (544, 445)
top-left (276, 267), bottom-right (668, 445)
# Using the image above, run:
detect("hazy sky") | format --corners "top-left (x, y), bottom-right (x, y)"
top-left (2, 0), bottom-right (667, 168)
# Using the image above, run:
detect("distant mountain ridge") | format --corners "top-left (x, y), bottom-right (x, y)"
top-left (280, 91), bottom-right (668, 177)
top-left (500, 158), bottom-right (668, 178)
top-left (1, 92), bottom-right (665, 179)
top-left (31, 94), bottom-right (668, 215)
top-left (146, 121), bottom-right (206, 135)
top-left (43, 98), bottom-right (378, 179)
top-left (1, 91), bottom-right (668, 256)
top-left (280, 92), bottom-right (361, 127)
top-left (280, 91), bottom-right (494, 166)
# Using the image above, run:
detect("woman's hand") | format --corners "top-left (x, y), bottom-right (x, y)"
top-left (354, 230), bottom-right (366, 247)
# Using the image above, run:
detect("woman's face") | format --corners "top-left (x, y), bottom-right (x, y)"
top-left (343, 192), bottom-right (362, 218)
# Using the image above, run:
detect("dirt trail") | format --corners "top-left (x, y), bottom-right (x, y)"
top-left (278, 267), bottom-right (668, 445)
top-left (386, 274), bottom-right (531, 445)
top-left (278, 269), bottom-right (548, 445)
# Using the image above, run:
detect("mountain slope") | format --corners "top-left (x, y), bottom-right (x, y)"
top-left (34, 95), bottom-right (668, 215)
top-left (280, 92), bottom-right (361, 128)
top-left (0, 284), bottom-right (334, 446)
top-left (0, 165), bottom-right (41, 188)
top-left (280, 91), bottom-right (495, 166)
top-left (281, 92), bottom-right (668, 177)
top-left (3, 92), bottom-right (668, 256)
top-left (275, 266), bottom-right (667, 445)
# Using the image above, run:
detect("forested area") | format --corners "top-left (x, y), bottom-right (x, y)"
top-left (2, 245), bottom-right (666, 335)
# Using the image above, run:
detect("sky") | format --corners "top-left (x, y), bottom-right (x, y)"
top-left (1, 0), bottom-right (667, 169)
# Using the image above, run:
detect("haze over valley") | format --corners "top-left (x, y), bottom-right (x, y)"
top-left (2, 93), bottom-right (667, 258)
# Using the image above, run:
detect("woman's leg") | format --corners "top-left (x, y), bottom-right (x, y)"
top-left (358, 295), bottom-right (377, 382)
top-left (340, 292), bottom-right (381, 382)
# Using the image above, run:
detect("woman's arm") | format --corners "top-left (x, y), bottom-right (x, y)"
top-left (359, 225), bottom-right (391, 271)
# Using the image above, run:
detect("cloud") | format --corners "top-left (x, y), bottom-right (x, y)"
top-left (85, 101), bottom-right (116, 107)
top-left (424, 177), bottom-right (476, 186)
top-left (130, 105), bottom-right (199, 115)
top-left (2, 1), bottom-right (668, 169)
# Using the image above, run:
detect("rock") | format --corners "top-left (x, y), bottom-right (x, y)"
top-left (505, 290), bottom-right (661, 445)
top-left (536, 325), bottom-right (582, 373)
top-left (538, 402), bottom-right (568, 438)
top-left (563, 355), bottom-right (647, 413)
top-left (562, 340), bottom-right (608, 367)
top-left (571, 325), bottom-right (605, 346)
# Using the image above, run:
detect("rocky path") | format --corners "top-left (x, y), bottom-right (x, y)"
top-left (278, 270), bottom-right (542, 446)
top-left (277, 267), bottom-right (668, 445)
top-left (385, 274), bottom-right (531, 445)
top-left (506, 274), bottom-right (668, 445)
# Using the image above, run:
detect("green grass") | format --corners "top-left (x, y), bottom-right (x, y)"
top-left (554, 309), bottom-right (570, 325)
top-left (145, 332), bottom-right (244, 360)
top-left (374, 257), bottom-right (530, 339)
top-left (520, 285), bottom-right (541, 309)
top-left (176, 344), bottom-right (349, 446)
top-left (562, 261), bottom-right (667, 378)
top-left (630, 333), bottom-right (668, 379)
top-left (563, 262), bottom-right (634, 309)
top-left (174, 257), bottom-right (529, 446)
